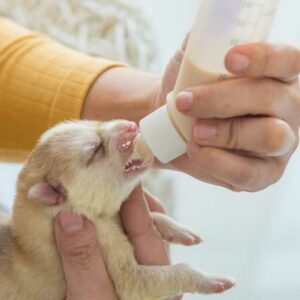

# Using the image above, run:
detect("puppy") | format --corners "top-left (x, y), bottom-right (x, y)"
top-left (0, 120), bottom-right (235, 299)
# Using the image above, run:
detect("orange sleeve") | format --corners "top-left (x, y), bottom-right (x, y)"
top-left (0, 18), bottom-right (125, 162)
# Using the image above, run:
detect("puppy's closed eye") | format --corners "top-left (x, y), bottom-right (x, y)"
top-left (87, 141), bottom-right (106, 165)
top-left (94, 141), bottom-right (105, 156)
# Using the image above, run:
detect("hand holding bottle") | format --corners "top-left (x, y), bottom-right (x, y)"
top-left (142, 0), bottom-right (300, 191)
top-left (154, 40), bottom-right (300, 192)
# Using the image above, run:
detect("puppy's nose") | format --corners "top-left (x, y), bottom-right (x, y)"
top-left (117, 122), bottom-right (139, 154)
top-left (127, 122), bottom-right (139, 133)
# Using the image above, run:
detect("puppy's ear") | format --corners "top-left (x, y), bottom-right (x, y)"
top-left (28, 182), bottom-right (62, 204)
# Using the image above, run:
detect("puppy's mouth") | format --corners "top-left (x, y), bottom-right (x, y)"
top-left (118, 124), bottom-right (153, 175)
top-left (124, 158), bottom-right (147, 173)
top-left (122, 135), bottom-right (153, 175)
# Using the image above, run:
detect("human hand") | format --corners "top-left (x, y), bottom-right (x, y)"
top-left (156, 40), bottom-right (300, 192)
top-left (54, 213), bottom-right (118, 300)
top-left (121, 185), bottom-right (184, 299)
top-left (48, 185), bottom-right (181, 300)
top-left (120, 185), bottom-right (170, 266)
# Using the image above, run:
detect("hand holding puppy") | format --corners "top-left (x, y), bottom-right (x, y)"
top-left (50, 185), bottom-right (192, 300)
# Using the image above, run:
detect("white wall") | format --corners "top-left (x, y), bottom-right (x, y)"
top-left (136, 0), bottom-right (199, 71)
top-left (1, 0), bottom-right (300, 299)
top-left (0, 163), bottom-right (22, 211)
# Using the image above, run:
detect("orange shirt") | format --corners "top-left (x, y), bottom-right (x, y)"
top-left (0, 18), bottom-right (124, 162)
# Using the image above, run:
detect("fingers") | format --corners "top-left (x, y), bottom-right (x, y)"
top-left (171, 154), bottom-right (236, 190)
top-left (192, 117), bottom-right (297, 157)
top-left (144, 190), bottom-right (166, 214)
top-left (176, 77), bottom-right (294, 121)
top-left (187, 145), bottom-right (283, 192)
top-left (172, 42), bottom-right (300, 192)
top-left (225, 43), bottom-right (300, 81)
top-left (54, 213), bottom-right (117, 300)
top-left (120, 185), bottom-right (170, 266)
top-left (181, 32), bottom-right (190, 51)
top-left (158, 32), bottom-right (189, 102)
top-left (120, 185), bottom-right (153, 238)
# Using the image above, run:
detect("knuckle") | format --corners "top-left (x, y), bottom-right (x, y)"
top-left (228, 185), bottom-right (244, 193)
top-left (265, 119), bottom-right (295, 156)
top-left (281, 84), bottom-right (295, 110)
top-left (259, 80), bottom-right (275, 110)
top-left (236, 165), bottom-right (257, 188)
top-left (199, 83), bottom-right (235, 118)
top-left (189, 146), bottom-right (214, 166)
top-left (200, 85), bottom-right (214, 99)
top-left (196, 86), bottom-right (212, 106)
top-left (260, 44), bottom-right (274, 74)
top-left (269, 159), bottom-right (286, 185)
top-left (226, 119), bottom-right (240, 149)
top-left (199, 85), bottom-right (222, 113)
top-left (287, 45), bottom-right (300, 75)
top-left (295, 86), bottom-right (300, 111)
top-left (261, 79), bottom-right (286, 115)
top-left (156, 202), bottom-right (167, 214)
top-left (199, 147), bottom-right (217, 162)
top-left (289, 84), bottom-right (300, 121)
top-left (63, 238), bottom-right (98, 264)
top-left (262, 79), bottom-right (278, 100)
top-left (293, 134), bottom-right (299, 153)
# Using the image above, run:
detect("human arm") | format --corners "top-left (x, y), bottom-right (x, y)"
top-left (0, 18), bottom-right (126, 161)
top-left (1, 18), bottom-right (299, 191)
top-left (82, 39), bottom-right (300, 192)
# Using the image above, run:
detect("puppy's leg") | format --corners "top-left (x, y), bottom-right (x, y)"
top-left (98, 219), bottom-right (235, 300)
top-left (119, 263), bottom-right (235, 300)
top-left (152, 212), bottom-right (203, 246)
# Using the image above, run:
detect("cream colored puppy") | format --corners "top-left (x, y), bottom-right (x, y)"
top-left (0, 120), bottom-right (235, 300)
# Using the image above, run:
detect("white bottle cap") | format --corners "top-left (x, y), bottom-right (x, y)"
top-left (139, 103), bottom-right (186, 164)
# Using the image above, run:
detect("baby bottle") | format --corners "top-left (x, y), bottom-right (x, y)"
top-left (140, 0), bottom-right (280, 163)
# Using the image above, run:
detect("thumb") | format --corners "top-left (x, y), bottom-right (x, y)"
top-left (159, 32), bottom-right (189, 102)
top-left (54, 212), bottom-right (117, 300)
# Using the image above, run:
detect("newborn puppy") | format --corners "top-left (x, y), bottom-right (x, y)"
top-left (0, 120), bottom-right (235, 300)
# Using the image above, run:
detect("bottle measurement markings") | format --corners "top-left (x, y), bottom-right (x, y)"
top-left (230, 0), bottom-right (265, 45)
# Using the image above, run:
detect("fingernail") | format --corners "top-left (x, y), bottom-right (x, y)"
top-left (228, 53), bottom-right (250, 72)
top-left (212, 282), bottom-right (226, 293)
top-left (59, 212), bottom-right (84, 234)
top-left (194, 122), bottom-right (217, 141)
top-left (176, 91), bottom-right (193, 111)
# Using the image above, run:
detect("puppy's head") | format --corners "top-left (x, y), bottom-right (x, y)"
top-left (22, 120), bottom-right (153, 216)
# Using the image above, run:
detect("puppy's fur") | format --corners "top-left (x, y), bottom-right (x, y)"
top-left (0, 120), bottom-right (235, 300)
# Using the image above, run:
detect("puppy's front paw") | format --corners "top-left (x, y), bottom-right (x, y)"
top-left (197, 273), bottom-right (236, 294)
top-left (175, 264), bottom-right (236, 295)
top-left (152, 213), bottom-right (203, 246)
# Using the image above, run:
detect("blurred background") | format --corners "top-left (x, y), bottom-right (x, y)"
top-left (0, 0), bottom-right (300, 299)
